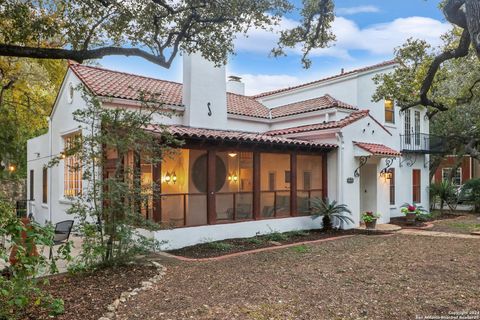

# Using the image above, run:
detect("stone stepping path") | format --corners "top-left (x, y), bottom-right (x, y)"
top-left (398, 228), bottom-right (480, 239)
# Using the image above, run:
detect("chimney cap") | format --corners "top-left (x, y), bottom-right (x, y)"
top-left (228, 75), bottom-right (242, 82)
top-left (340, 68), bottom-right (345, 74)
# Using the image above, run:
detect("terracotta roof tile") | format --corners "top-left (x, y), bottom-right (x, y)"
top-left (354, 142), bottom-right (401, 156)
top-left (270, 94), bottom-right (358, 118)
top-left (266, 110), bottom-right (369, 135)
top-left (145, 125), bottom-right (337, 149)
top-left (253, 60), bottom-right (397, 99)
top-left (70, 64), bottom-right (359, 120)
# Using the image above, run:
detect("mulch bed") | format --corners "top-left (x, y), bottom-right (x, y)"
top-left (390, 212), bottom-right (462, 229)
top-left (167, 229), bottom-right (362, 259)
top-left (23, 263), bottom-right (158, 320)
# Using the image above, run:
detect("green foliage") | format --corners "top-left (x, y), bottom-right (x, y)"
top-left (429, 181), bottom-right (458, 212)
top-left (0, 57), bottom-right (66, 178)
top-left (360, 212), bottom-right (380, 223)
top-left (0, 0), bottom-right (336, 69)
top-left (264, 231), bottom-right (289, 242)
top-left (461, 178), bottom-right (480, 212)
top-left (244, 237), bottom-right (264, 245)
top-left (0, 198), bottom-right (68, 319)
top-left (400, 203), bottom-right (428, 215)
top-left (206, 241), bottom-right (235, 252)
top-left (309, 198), bottom-right (353, 230)
top-left (53, 87), bottom-right (182, 271)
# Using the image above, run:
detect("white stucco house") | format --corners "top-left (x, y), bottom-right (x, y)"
top-left (27, 54), bottom-right (436, 249)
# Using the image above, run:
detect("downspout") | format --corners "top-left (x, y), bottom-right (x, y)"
top-left (48, 116), bottom-right (53, 223)
top-left (335, 132), bottom-right (344, 205)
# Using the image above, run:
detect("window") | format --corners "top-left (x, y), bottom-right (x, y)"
top-left (29, 170), bottom-right (34, 201)
top-left (404, 110), bottom-right (411, 145)
top-left (385, 99), bottom-right (395, 124)
top-left (442, 167), bottom-right (462, 186)
top-left (42, 167), bottom-right (48, 204)
top-left (414, 110), bottom-right (421, 146)
top-left (63, 133), bottom-right (82, 197)
top-left (412, 169), bottom-right (421, 203)
top-left (389, 169), bottom-right (395, 205)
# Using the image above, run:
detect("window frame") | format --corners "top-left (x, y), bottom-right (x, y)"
top-left (384, 99), bottom-right (395, 124)
top-left (404, 110), bottom-right (411, 145)
top-left (29, 170), bottom-right (34, 201)
top-left (441, 167), bottom-right (462, 186)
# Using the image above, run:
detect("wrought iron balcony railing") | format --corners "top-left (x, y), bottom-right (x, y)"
top-left (400, 133), bottom-right (446, 154)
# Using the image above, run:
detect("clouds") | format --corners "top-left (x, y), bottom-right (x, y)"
top-left (234, 15), bottom-right (451, 60)
top-left (237, 73), bottom-right (304, 96)
top-left (336, 5), bottom-right (380, 16)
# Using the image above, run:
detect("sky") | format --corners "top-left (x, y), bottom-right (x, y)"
top-left (98, 0), bottom-right (450, 96)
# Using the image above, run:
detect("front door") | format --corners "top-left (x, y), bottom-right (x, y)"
top-left (359, 164), bottom-right (377, 219)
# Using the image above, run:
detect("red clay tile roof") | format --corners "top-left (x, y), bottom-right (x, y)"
top-left (69, 64), bottom-right (359, 120)
top-left (145, 125), bottom-right (337, 149)
top-left (354, 142), bottom-right (401, 156)
top-left (253, 60), bottom-right (397, 99)
top-left (266, 110), bottom-right (370, 136)
top-left (270, 94), bottom-right (358, 118)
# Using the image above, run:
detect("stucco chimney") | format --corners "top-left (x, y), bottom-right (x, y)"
top-left (182, 53), bottom-right (228, 130)
top-left (227, 76), bottom-right (245, 95)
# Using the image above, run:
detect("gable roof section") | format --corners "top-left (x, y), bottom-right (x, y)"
top-left (270, 94), bottom-right (358, 118)
top-left (69, 63), bottom-right (360, 120)
top-left (145, 125), bottom-right (337, 150)
top-left (354, 142), bottom-right (400, 156)
top-left (253, 60), bottom-right (396, 99)
top-left (266, 110), bottom-right (370, 136)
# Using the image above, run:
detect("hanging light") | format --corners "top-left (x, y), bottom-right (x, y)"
top-left (228, 152), bottom-right (238, 158)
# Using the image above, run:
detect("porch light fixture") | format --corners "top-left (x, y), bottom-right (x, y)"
top-left (228, 172), bottom-right (238, 182)
top-left (379, 158), bottom-right (395, 180)
top-left (164, 172), bottom-right (177, 184)
top-left (8, 165), bottom-right (15, 172)
top-left (228, 152), bottom-right (238, 158)
top-left (380, 169), bottom-right (393, 180)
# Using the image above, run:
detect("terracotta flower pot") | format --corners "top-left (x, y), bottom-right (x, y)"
top-left (365, 219), bottom-right (377, 230)
top-left (405, 212), bottom-right (417, 225)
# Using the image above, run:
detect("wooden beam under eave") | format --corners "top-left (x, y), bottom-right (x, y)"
top-left (322, 153), bottom-right (328, 199)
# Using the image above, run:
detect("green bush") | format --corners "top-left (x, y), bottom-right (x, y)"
top-left (0, 198), bottom-right (68, 319)
top-left (461, 178), bottom-right (480, 212)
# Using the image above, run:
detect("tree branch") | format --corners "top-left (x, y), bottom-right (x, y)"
top-left (0, 44), bottom-right (174, 68)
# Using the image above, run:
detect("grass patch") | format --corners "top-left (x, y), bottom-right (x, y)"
top-left (244, 237), bottom-right (264, 245)
top-left (263, 232), bottom-right (289, 242)
top-left (285, 230), bottom-right (310, 237)
top-left (444, 222), bottom-right (480, 232)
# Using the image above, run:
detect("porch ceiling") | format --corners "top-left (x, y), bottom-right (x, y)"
top-left (354, 142), bottom-right (401, 157)
top-left (145, 125), bottom-right (337, 151)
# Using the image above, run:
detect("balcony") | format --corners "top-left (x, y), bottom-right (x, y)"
top-left (400, 133), bottom-right (446, 154)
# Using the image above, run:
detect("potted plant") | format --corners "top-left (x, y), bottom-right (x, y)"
top-left (309, 198), bottom-right (353, 230)
top-left (401, 203), bottom-right (427, 225)
top-left (361, 211), bottom-right (381, 229)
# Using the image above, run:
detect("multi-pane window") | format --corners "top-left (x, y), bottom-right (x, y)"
top-left (42, 167), bottom-right (48, 204)
top-left (385, 99), bottom-right (395, 124)
top-left (389, 168), bottom-right (395, 205)
top-left (404, 110), bottom-right (411, 145)
top-left (63, 133), bottom-right (82, 197)
top-left (442, 168), bottom-right (462, 186)
top-left (412, 169), bottom-right (421, 203)
top-left (414, 110), bottom-right (421, 146)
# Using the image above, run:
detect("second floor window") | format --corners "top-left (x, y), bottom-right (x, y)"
top-left (404, 110), bottom-right (411, 145)
top-left (384, 99), bottom-right (395, 124)
top-left (64, 133), bottom-right (82, 197)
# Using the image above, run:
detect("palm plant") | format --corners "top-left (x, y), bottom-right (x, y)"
top-left (309, 198), bottom-right (353, 230)
top-left (429, 181), bottom-right (457, 213)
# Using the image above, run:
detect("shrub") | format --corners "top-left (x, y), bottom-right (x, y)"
top-left (461, 178), bottom-right (480, 212)
top-left (206, 241), bottom-right (234, 251)
top-left (429, 181), bottom-right (457, 212)
top-left (310, 198), bottom-right (353, 230)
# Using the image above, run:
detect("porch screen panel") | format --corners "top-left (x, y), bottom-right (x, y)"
top-left (297, 155), bottom-right (323, 216)
top-left (215, 152), bottom-right (253, 222)
top-left (412, 169), bottom-right (421, 203)
top-left (160, 149), bottom-right (207, 227)
top-left (260, 153), bottom-right (291, 218)
top-left (140, 156), bottom-right (153, 220)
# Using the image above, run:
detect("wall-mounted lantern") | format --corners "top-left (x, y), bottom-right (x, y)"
top-left (228, 172), bottom-right (238, 182)
top-left (163, 171), bottom-right (177, 184)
